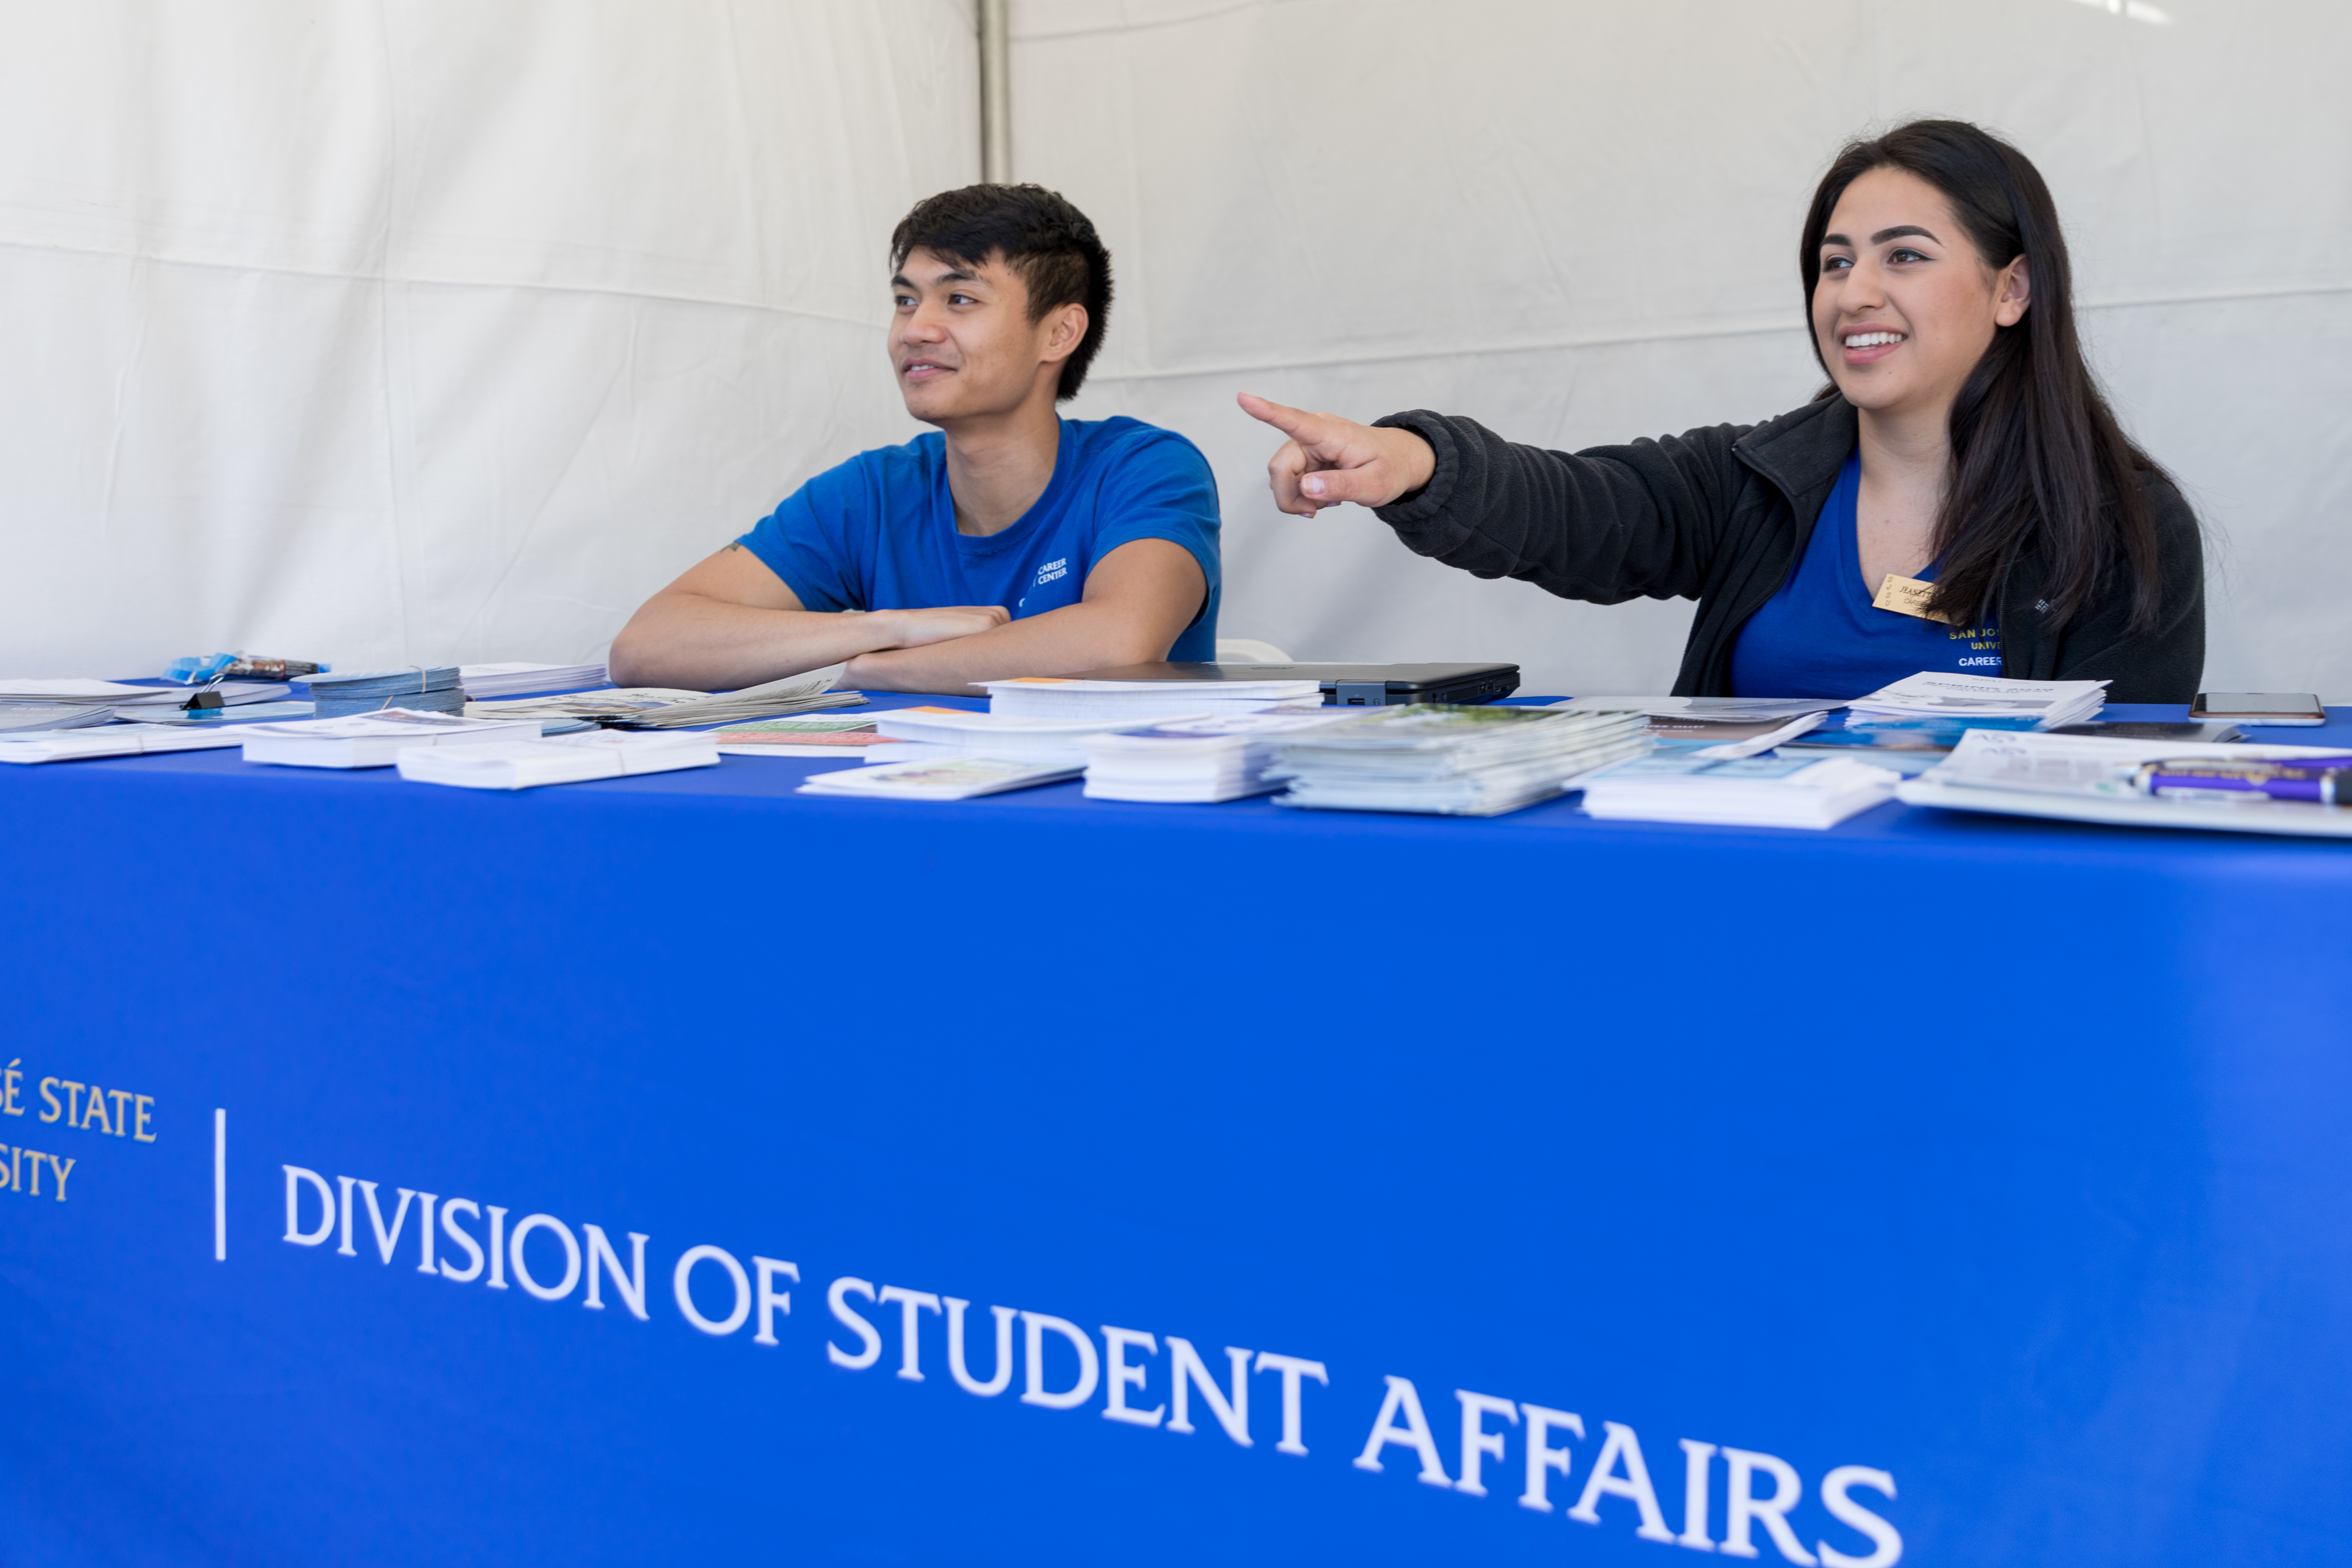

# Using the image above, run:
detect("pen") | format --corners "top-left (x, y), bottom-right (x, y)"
top-left (2134, 758), bottom-right (2352, 805)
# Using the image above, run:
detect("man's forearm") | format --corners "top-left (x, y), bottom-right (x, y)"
top-left (844, 600), bottom-right (1172, 696)
top-left (608, 594), bottom-right (899, 689)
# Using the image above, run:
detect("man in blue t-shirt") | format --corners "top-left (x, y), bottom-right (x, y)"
top-left (609, 185), bottom-right (1220, 695)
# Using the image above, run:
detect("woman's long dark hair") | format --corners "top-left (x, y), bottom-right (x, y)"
top-left (1800, 120), bottom-right (2165, 633)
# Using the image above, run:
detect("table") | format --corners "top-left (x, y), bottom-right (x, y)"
top-left (7, 696), bottom-right (2350, 1566)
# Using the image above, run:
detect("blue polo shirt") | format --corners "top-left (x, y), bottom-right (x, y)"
top-left (737, 416), bottom-right (1221, 661)
top-left (1729, 451), bottom-right (2003, 698)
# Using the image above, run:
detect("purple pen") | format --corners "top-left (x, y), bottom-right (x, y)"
top-left (2135, 758), bottom-right (2352, 805)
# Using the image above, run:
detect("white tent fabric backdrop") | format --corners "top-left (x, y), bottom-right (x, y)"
top-left (1027, 0), bottom-right (2352, 696)
top-left (0, 0), bottom-right (2343, 696)
top-left (0, 1), bottom-right (976, 676)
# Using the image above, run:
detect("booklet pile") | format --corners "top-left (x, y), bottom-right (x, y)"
top-left (1082, 709), bottom-right (1364, 802)
top-left (1579, 754), bottom-right (1902, 828)
top-left (1896, 729), bottom-right (2352, 838)
top-left (467, 668), bottom-right (862, 728)
top-left (238, 710), bottom-right (542, 768)
top-left (801, 756), bottom-right (1080, 801)
top-left (0, 722), bottom-right (255, 764)
top-left (984, 673), bottom-right (1321, 722)
top-left (397, 730), bottom-right (717, 790)
top-left (457, 662), bottom-right (608, 699)
top-left (310, 666), bottom-right (466, 717)
top-left (710, 715), bottom-right (896, 758)
top-left (859, 706), bottom-right (1192, 767)
top-left (1846, 672), bottom-right (2107, 730)
top-left (1267, 705), bottom-right (1649, 816)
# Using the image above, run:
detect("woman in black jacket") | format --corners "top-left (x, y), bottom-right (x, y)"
top-left (1240, 120), bottom-right (2203, 702)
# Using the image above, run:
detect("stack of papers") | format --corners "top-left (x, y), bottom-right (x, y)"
top-left (861, 707), bottom-right (1187, 766)
top-left (239, 710), bottom-right (541, 768)
top-left (1579, 754), bottom-right (1902, 828)
top-left (466, 668), bottom-right (861, 727)
top-left (1896, 729), bottom-right (2352, 838)
top-left (710, 716), bottom-right (894, 758)
top-left (800, 757), bottom-right (1078, 801)
top-left (984, 674), bottom-right (1323, 721)
top-left (1846, 673), bottom-right (2107, 730)
top-left (0, 702), bottom-right (115, 733)
top-left (0, 678), bottom-right (186, 709)
top-left (396, 730), bottom-right (717, 790)
top-left (0, 723), bottom-right (250, 763)
top-left (311, 666), bottom-right (466, 717)
top-left (1269, 705), bottom-right (1651, 816)
top-left (458, 662), bottom-right (609, 699)
top-left (1082, 709), bottom-right (1363, 802)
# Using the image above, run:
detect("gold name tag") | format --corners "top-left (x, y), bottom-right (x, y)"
top-left (1871, 573), bottom-right (1952, 623)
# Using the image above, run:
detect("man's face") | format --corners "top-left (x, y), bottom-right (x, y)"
top-left (888, 247), bottom-right (1073, 426)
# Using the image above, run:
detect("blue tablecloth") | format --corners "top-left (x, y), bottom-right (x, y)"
top-left (6, 696), bottom-right (2350, 1567)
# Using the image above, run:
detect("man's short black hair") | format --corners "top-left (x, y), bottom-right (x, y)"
top-left (890, 184), bottom-right (1112, 402)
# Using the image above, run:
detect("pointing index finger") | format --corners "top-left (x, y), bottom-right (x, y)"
top-left (1236, 391), bottom-right (1321, 440)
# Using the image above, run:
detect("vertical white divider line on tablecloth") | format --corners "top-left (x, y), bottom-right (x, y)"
top-left (213, 1108), bottom-right (227, 1261)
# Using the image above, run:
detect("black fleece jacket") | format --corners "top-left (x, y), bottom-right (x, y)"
top-left (1371, 395), bottom-right (2206, 702)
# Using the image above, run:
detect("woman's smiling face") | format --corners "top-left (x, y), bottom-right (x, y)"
top-left (1812, 165), bottom-right (2030, 422)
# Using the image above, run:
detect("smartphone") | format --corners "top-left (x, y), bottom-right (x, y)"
top-left (2190, 692), bottom-right (2328, 726)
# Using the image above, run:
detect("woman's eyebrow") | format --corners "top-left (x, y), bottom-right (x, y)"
top-left (1870, 224), bottom-right (1939, 244)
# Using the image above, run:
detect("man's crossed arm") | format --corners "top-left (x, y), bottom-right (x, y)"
top-left (606, 539), bottom-right (1206, 696)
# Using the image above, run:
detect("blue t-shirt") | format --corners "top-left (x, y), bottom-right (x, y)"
top-left (1728, 451), bottom-right (2002, 699)
top-left (736, 416), bottom-right (1221, 661)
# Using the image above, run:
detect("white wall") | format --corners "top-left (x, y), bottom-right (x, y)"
top-left (1024, 0), bottom-right (2352, 696)
top-left (2, 2), bottom-right (2343, 696)
top-left (0, 1), bottom-right (975, 675)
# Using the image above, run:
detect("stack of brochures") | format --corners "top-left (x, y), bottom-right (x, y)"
top-left (0, 722), bottom-right (251, 764)
top-left (466, 668), bottom-right (860, 727)
top-left (1896, 729), bottom-right (2352, 838)
top-left (311, 666), bottom-right (466, 717)
top-left (1553, 696), bottom-right (1838, 757)
top-left (1269, 705), bottom-right (1650, 816)
top-left (1082, 710), bottom-right (1362, 802)
top-left (457, 662), bottom-right (608, 699)
top-left (1846, 672), bottom-right (2107, 730)
top-left (0, 678), bottom-right (289, 724)
top-left (1579, 754), bottom-right (1902, 828)
top-left (861, 707), bottom-right (1187, 766)
top-left (396, 730), bottom-right (717, 790)
top-left (800, 757), bottom-right (1079, 801)
top-left (984, 674), bottom-right (1322, 721)
top-left (0, 701), bottom-right (115, 733)
top-left (710, 716), bottom-right (894, 758)
top-left (240, 710), bottom-right (541, 768)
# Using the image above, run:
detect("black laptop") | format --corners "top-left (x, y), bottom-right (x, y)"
top-left (1061, 662), bottom-right (1521, 707)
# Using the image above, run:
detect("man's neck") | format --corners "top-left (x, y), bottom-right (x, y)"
top-left (940, 389), bottom-right (1064, 537)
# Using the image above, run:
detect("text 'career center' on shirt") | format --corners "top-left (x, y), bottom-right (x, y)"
top-left (736, 416), bottom-right (1224, 662)
top-left (1729, 450), bottom-right (2003, 700)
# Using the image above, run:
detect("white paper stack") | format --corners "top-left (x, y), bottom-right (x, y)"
top-left (800, 757), bottom-right (1080, 801)
top-left (1269, 705), bottom-right (1651, 816)
top-left (458, 662), bottom-right (610, 699)
top-left (0, 723), bottom-right (250, 764)
top-left (1082, 709), bottom-right (1363, 802)
top-left (0, 702), bottom-right (115, 733)
top-left (984, 674), bottom-right (1322, 721)
top-left (859, 706), bottom-right (1190, 767)
top-left (1846, 673), bottom-right (2107, 730)
top-left (240, 710), bottom-right (542, 768)
top-left (396, 730), bottom-right (718, 790)
top-left (1579, 754), bottom-right (1902, 828)
top-left (0, 678), bottom-right (188, 708)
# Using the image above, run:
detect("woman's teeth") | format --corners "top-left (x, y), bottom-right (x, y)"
top-left (1844, 331), bottom-right (1904, 349)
